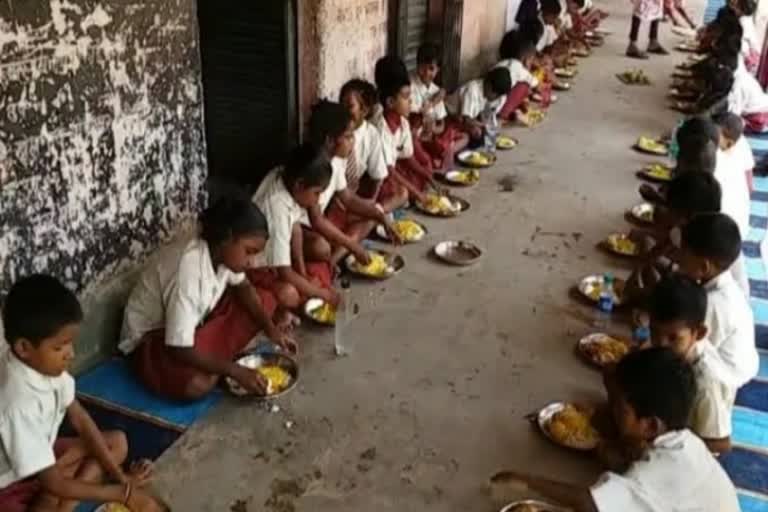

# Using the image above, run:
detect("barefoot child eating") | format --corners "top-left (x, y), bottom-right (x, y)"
top-left (1, 275), bottom-right (163, 512)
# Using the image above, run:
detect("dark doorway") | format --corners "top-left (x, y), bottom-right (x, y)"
top-left (197, 1), bottom-right (298, 197)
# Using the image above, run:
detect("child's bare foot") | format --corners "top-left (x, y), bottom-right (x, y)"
top-left (275, 309), bottom-right (300, 331)
top-left (626, 42), bottom-right (648, 59)
top-left (647, 40), bottom-right (669, 55)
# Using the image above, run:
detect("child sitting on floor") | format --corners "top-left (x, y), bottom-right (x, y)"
top-left (714, 111), bottom-right (755, 191)
top-left (1, 275), bottom-right (162, 512)
top-left (729, 54), bottom-right (768, 132)
top-left (649, 274), bottom-right (735, 454)
top-left (497, 32), bottom-right (540, 120)
top-left (676, 212), bottom-right (759, 388)
top-left (446, 67), bottom-right (512, 146)
top-left (730, 0), bottom-right (760, 72)
top-left (490, 348), bottom-right (740, 511)
top-left (250, 144), bottom-right (341, 308)
top-left (301, 100), bottom-right (400, 266)
top-left (122, 197), bottom-right (296, 401)
top-left (339, 79), bottom-right (409, 208)
top-left (409, 43), bottom-right (469, 172)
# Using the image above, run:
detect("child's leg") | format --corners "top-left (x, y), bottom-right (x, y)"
top-left (676, 5), bottom-right (696, 29)
top-left (627, 16), bottom-right (647, 58)
top-left (301, 227), bottom-right (332, 263)
top-left (647, 20), bottom-right (668, 53)
top-left (498, 83), bottom-right (532, 120)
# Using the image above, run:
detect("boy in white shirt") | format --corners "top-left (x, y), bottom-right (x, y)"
top-left (728, 59), bottom-right (768, 132)
top-left (0, 275), bottom-right (162, 512)
top-left (715, 111), bottom-right (755, 192)
top-left (676, 212), bottom-right (759, 388)
top-left (649, 274), bottom-right (735, 453)
top-left (496, 33), bottom-right (540, 121)
top-left (446, 67), bottom-right (512, 144)
top-left (490, 348), bottom-right (739, 511)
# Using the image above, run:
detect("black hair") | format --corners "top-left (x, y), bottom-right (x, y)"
top-left (614, 347), bottom-right (696, 430)
top-left (307, 100), bottom-right (352, 148)
top-left (499, 30), bottom-right (536, 61)
top-left (540, 0), bottom-right (563, 16)
top-left (484, 67), bottom-right (513, 96)
top-left (681, 212), bottom-right (743, 268)
top-left (666, 172), bottom-right (722, 215)
top-left (2, 274), bottom-right (83, 346)
top-left (417, 42), bottom-right (441, 66)
top-left (713, 111), bottom-right (744, 141)
top-left (200, 196), bottom-right (269, 248)
top-left (650, 274), bottom-right (708, 327)
top-left (519, 18), bottom-right (545, 46)
top-left (676, 137), bottom-right (717, 175)
top-left (339, 78), bottom-right (378, 113)
top-left (281, 142), bottom-right (333, 191)
top-left (736, 0), bottom-right (757, 16)
top-left (677, 116), bottom-right (720, 147)
top-left (572, 0), bottom-right (587, 9)
top-left (375, 56), bottom-right (411, 105)
top-left (516, 0), bottom-right (541, 29)
top-left (698, 64), bottom-right (735, 114)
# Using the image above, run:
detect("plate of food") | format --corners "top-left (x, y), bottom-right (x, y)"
top-left (552, 80), bottom-right (571, 91)
top-left (672, 68), bottom-right (694, 79)
top-left (537, 402), bottom-right (600, 451)
top-left (345, 250), bottom-right (404, 279)
top-left (375, 218), bottom-right (427, 243)
top-left (668, 87), bottom-right (697, 101)
top-left (675, 41), bottom-right (699, 52)
top-left (531, 92), bottom-right (558, 103)
top-left (497, 135), bottom-right (519, 150)
top-left (629, 202), bottom-right (655, 224)
top-left (634, 136), bottom-right (668, 156)
top-left (573, 47), bottom-right (591, 58)
top-left (669, 99), bottom-right (695, 113)
top-left (304, 297), bottom-right (336, 326)
top-left (602, 233), bottom-right (639, 257)
top-left (638, 162), bottom-right (673, 182)
top-left (415, 193), bottom-right (470, 217)
top-left (554, 66), bottom-right (577, 79)
top-left (577, 333), bottom-right (631, 367)
top-left (578, 274), bottom-right (626, 306)
top-left (457, 149), bottom-right (496, 168)
top-left (499, 500), bottom-right (570, 512)
top-left (433, 240), bottom-right (483, 266)
top-left (225, 352), bottom-right (298, 398)
top-left (442, 168), bottom-right (481, 186)
top-left (616, 69), bottom-right (651, 85)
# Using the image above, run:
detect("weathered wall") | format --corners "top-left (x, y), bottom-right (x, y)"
top-left (459, 0), bottom-right (508, 82)
top-left (0, 0), bottom-right (206, 300)
top-left (299, 0), bottom-right (388, 113)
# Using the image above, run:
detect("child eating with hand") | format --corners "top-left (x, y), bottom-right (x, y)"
top-left (446, 67), bottom-right (512, 146)
top-left (497, 32), bottom-right (541, 120)
top-left (1, 275), bottom-right (163, 512)
top-left (676, 212), bottom-right (758, 388)
top-left (649, 274), bottom-right (735, 453)
top-left (490, 348), bottom-right (740, 511)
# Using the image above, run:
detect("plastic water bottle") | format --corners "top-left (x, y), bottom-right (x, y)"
top-left (594, 273), bottom-right (614, 329)
top-left (334, 278), bottom-right (351, 356)
top-left (484, 111), bottom-right (499, 154)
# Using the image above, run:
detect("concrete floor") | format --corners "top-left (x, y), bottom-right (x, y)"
top-left (152, 2), bottom-right (697, 510)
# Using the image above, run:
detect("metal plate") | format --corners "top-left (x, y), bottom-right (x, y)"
top-left (630, 202), bottom-right (655, 224)
top-left (552, 80), bottom-right (571, 91)
top-left (345, 250), bottom-right (405, 279)
top-left (637, 163), bottom-right (673, 182)
top-left (375, 219), bottom-right (427, 243)
top-left (456, 149), bottom-right (496, 168)
top-left (537, 402), bottom-right (599, 451)
top-left (633, 137), bottom-right (668, 156)
top-left (577, 333), bottom-right (631, 367)
top-left (443, 169), bottom-right (480, 187)
top-left (225, 352), bottom-right (299, 398)
top-left (675, 42), bottom-right (699, 52)
top-left (304, 297), bottom-right (335, 326)
top-left (602, 233), bottom-right (639, 257)
top-left (578, 274), bottom-right (626, 306)
top-left (672, 68), bottom-right (693, 78)
top-left (500, 499), bottom-right (570, 512)
top-left (554, 67), bottom-right (576, 78)
top-left (496, 135), bottom-right (519, 150)
top-left (433, 240), bottom-right (483, 266)
top-left (414, 195), bottom-right (470, 217)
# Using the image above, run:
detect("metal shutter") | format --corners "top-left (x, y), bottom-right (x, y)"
top-left (440, 0), bottom-right (464, 91)
top-left (404, 0), bottom-right (429, 71)
top-left (197, 1), bottom-right (297, 191)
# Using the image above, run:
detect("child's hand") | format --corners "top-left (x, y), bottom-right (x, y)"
top-left (321, 288), bottom-right (341, 307)
top-left (353, 245), bottom-right (372, 266)
top-left (231, 366), bottom-right (268, 395)
top-left (128, 491), bottom-right (165, 512)
top-left (127, 460), bottom-right (153, 487)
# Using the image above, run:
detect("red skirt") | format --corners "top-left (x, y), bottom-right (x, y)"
top-left (326, 201), bottom-right (351, 231)
top-left (744, 111), bottom-right (768, 133)
top-left (0, 440), bottom-right (73, 512)
top-left (247, 263), bottom-right (332, 303)
top-left (499, 82), bottom-right (533, 120)
top-left (131, 290), bottom-right (275, 399)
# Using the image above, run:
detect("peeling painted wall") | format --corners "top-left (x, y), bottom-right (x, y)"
top-left (459, 0), bottom-right (508, 82)
top-left (0, 0), bottom-right (206, 298)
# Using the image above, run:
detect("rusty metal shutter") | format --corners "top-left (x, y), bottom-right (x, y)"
top-left (440, 0), bottom-right (464, 91)
top-left (404, 0), bottom-right (429, 71)
top-left (197, 1), bottom-right (298, 192)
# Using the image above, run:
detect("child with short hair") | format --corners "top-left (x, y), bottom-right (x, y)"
top-left (302, 100), bottom-right (400, 265)
top-left (676, 212), bottom-right (759, 388)
top-left (122, 197), bottom-right (296, 401)
top-left (1, 275), bottom-right (163, 512)
top-left (649, 275), bottom-right (735, 453)
top-left (490, 348), bottom-right (740, 511)
top-left (446, 67), bottom-right (512, 145)
top-left (250, 143), bottom-right (341, 307)
top-left (409, 43), bottom-right (469, 171)
top-left (497, 32), bottom-right (541, 120)
top-left (714, 111), bottom-right (755, 191)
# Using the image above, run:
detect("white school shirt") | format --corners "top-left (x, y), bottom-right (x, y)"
top-left (728, 66), bottom-right (768, 115)
top-left (446, 79), bottom-right (506, 120)
top-left (373, 111), bottom-right (414, 167)
top-left (120, 237), bottom-right (247, 353)
top-left (252, 169), bottom-right (307, 268)
top-left (0, 351), bottom-right (75, 488)
top-left (350, 121), bottom-right (389, 183)
top-left (714, 149), bottom-right (751, 238)
top-left (496, 58), bottom-right (539, 88)
top-left (537, 20), bottom-right (559, 51)
top-left (740, 16), bottom-right (760, 56)
top-left (300, 156), bottom-right (347, 226)
top-left (705, 271), bottom-right (759, 388)
top-left (689, 341), bottom-right (737, 440)
top-left (731, 135), bottom-right (756, 173)
top-left (410, 75), bottom-right (448, 121)
top-left (590, 429), bottom-right (740, 512)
